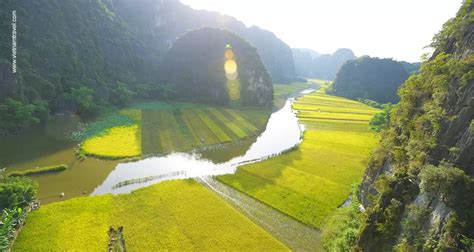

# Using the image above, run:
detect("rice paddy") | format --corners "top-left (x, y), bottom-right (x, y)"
top-left (13, 180), bottom-right (287, 251)
top-left (81, 102), bottom-right (271, 159)
top-left (217, 89), bottom-right (380, 228)
top-left (82, 125), bottom-right (141, 159)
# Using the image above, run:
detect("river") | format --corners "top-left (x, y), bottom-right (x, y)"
top-left (0, 87), bottom-right (315, 203)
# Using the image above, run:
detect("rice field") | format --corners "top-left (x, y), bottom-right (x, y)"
top-left (82, 102), bottom-right (271, 158)
top-left (217, 90), bottom-right (380, 228)
top-left (13, 180), bottom-right (287, 251)
top-left (82, 125), bottom-right (141, 159)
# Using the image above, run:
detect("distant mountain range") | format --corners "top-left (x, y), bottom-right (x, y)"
top-left (113, 0), bottom-right (297, 83)
top-left (292, 48), bottom-right (356, 80)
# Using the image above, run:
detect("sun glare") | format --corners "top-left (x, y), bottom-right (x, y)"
top-left (224, 44), bottom-right (240, 100)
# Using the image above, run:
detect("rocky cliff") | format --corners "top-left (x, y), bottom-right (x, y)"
top-left (357, 1), bottom-right (473, 250)
top-left (158, 28), bottom-right (273, 107)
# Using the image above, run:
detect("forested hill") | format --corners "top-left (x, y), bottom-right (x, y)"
top-left (112, 0), bottom-right (296, 84)
top-left (0, 0), bottom-right (154, 133)
top-left (330, 57), bottom-right (410, 103)
top-left (0, 0), bottom-right (295, 133)
top-left (158, 28), bottom-right (273, 107)
top-left (356, 1), bottom-right (473, 250)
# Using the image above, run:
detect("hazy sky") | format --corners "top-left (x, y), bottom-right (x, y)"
top-left (180, 0), bottom-right (463, 62)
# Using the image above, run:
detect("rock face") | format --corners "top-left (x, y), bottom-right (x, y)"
top-left (357, 2), bottom-right (474, 250)
top-left (332, 57), bottom-right (409, 103)
top-left (112, 0), bottom-right (297, 83)
top-left (158, 28), bottom-right (273, 107)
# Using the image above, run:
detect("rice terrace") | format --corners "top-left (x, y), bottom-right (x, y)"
top-left (1, 1), bottom-right (472, 251)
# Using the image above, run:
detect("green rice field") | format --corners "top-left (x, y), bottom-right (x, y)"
top-left (217, 89), bottom-right (380, 228)
top-left (13, 180), bottom-right (287, 251)
top-left (81, 102), bottom-right (271, 158)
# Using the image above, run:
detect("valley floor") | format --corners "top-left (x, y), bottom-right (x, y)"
top-left (13, 83), bottom-right (380, 250)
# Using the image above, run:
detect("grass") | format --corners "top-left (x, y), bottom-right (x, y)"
top-left (217, 89), bottom-right (380, 228)
top-left (7, 164), bottom-right (67, 177)
top-left (70, 114), bottom-right (136, 141)
top-left (13, 180), bottom-right (287, 251)
top-left (82, 125), bottom-right (141, 159)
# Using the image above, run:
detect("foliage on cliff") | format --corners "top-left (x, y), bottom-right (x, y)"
top-left (356, 1), bottom-right (474, 250)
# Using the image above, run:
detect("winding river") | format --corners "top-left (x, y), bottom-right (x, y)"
top-left (1, 87), bottom-right (315, 202)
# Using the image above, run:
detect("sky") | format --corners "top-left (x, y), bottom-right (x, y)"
top-left (180, 0), bottom-right (463, 62)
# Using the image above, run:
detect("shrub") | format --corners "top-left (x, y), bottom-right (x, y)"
top-left (0, 98), bottom-right (40, 133)
top-left (369, 104), bottom-right (394, 132)
top-left (420, 165), bottom-right (468, 204)
top-left (0, 176), bottom-right (38, 210)
top-left (0, 207), bottom-right (27, 251)
top-left (7, 164), bottom-right (67, 177)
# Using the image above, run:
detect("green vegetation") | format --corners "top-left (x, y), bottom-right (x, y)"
top-left (71, 115), bottom-right (136, 141)
top-left (356, 2), bottom-right (474, 250)
top-left (0, 170), bottom-right (37, 250)
top-left (0, 0), bottom-right (159, 133)
top-left (357, 98), bottom-right (387, 109)
top-left (369, 104), bottom-right (394, 132)
top-left (0, 99), bottom-right (43, 133)
top-left (13, 180), bottom-right (287, 251)
top-left (1, 207), bottom-right (27, 251)
top-left (7, 164), bottom-right (67, 177)
top-left (218, 89), bottom-right (379, 228)
top-left (0, 174), bottom-right (37, 210)
top-left (330, 57), bottom-right (409, 103)
top-left (321, 186), bottom-right (365, 251)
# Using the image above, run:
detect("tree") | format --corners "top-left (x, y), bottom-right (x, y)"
top-left (70, 87), bottom-right (95, 115)
top-left (0, 99), bottom-right (39, 133)
top-left (369, 104), bottom-right (394, 132)
top-left (110, 82), bottom-right (136, 107)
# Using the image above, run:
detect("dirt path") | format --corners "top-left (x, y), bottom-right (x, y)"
top-left (197, 176), bottom-right (321, 251)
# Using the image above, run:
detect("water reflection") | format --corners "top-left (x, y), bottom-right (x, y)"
top-left (0, 115), bottom-right (119, 204)
top-left (93, 91), bottom-right (310, 195)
